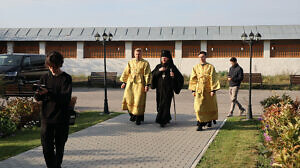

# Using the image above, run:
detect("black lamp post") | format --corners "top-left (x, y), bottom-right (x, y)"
top-left (94, 32), bottom-right (113, 115)
top-left (241, 31), bottom-right (262, 120)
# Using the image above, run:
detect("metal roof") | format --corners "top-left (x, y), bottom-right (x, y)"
top-left (0, 25), bottom-right (300, 41)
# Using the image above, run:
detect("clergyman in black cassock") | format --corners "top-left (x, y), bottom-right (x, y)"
top-left (151, 50), bottom-right (184, 127)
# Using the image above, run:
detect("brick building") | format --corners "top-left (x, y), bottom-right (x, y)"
top-left (0, 25), bottom-right (300, 75)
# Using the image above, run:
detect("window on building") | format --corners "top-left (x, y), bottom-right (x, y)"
top-left (46, 42), bottom-right (77, 58)
top-left (14, 42), bottom-right (39, 54)
top-left (84, 41), bottom-right (125, 58)
top-left (0, 42), bottom-right (6, 54)
top-left (132, 41), bottom-right (175, 58)
top-left (207, 40), bottom-right (263, 58)
top-left (182, 41), bottom-right (201, 58)
top-left (270, 40), bottom-right (300, 58)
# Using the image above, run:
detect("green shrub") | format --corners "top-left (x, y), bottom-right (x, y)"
top-left (217, 71), bottom-right (229, 88)
top-left (0, 98), bottom-right (40, 130)
top-left (183, 74), bottom-right (190, 86)
top-left (0, 77), bottom-right (5, 98)
top-left (262, 74), bottom-right (290, 85)
top-left (0, 116), bottom-right (17, 137)
top-left (256, 137), bottom-right (272, 168)
top-left (260, 94), bottom-right (293, 109)
top-left (217, 70), bottom-right (228, 77)
top-left (260, 95), bottom-right (300, 167)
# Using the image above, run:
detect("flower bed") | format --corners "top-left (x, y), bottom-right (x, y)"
top-left (1, 96), bottom-right (77, 138)
top-left (0, 98), bottom-right (41, 137)
top-left (260, 94), bottom-right (300, 167)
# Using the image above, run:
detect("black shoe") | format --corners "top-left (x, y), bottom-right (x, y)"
top-left (129, 115), bottom-right (136, 122)
top-left (196, 126), bottom-right (203, 131)
top-left (129, 113), bottom-right (135, 122)
top-left (197, 121), bottom-right (200, 126)
top-left (136, 117), bottom-right (141, 125)
top-left (136, 120), bottom-right (141, 125)
top-left (207, 121), bottom-right (212, 127)
top-left (160, 124), bottom-right (165, 128)
top-left (140, 115), bottom-right (144, 122)
top-left (213, 120), bottom-right (217, 124)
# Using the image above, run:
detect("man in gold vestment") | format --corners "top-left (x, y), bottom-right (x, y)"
top-left (120, 48), bottom-right (152, 125)
top-left (189, 51), bottom-right (220, 131)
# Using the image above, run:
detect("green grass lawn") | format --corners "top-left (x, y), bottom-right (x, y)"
top-left (0, 111), bottom-right (122, 161)
top-left (197, 116), bottom-right (262, 168)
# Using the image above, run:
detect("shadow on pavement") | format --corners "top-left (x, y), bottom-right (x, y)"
top-left (69, 113), bottom-right (225, 138)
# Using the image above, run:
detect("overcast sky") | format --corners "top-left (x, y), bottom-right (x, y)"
top-left (1, 0), bottom-right (300, 28)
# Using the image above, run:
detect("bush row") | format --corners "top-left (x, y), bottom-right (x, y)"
top-left (260, 94), bottom-right (300, 167)
top-left (0, 98), bottom-right (40, 137)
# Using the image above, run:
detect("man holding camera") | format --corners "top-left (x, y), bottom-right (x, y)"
top-left (34, 51), bottom-right (72, 168)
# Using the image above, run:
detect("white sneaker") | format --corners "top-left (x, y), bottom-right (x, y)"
top-left (227, 113), bottom-right (233, 117)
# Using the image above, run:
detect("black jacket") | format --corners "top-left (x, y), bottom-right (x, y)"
top-left (35, 71), bottom-right (72, 124)
top-left (228, 64), bottom-right (244, 87)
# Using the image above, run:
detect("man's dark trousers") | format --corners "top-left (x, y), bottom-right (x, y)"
top-left (41, 122), bottom-right (69, 168)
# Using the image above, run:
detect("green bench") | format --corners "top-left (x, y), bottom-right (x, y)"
top-left (290, 75), bottom-right (300, 86)
top-left (242, 73), bottom-right (263, 86)
top-left (88, 72), bottom-right (117, 87)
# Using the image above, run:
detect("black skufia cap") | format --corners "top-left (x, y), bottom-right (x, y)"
top-left (160, 50), bottom-right (174, 66)
top-left (161, 50), bottom-right (172, 59)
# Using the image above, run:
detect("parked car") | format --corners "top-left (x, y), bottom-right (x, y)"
top-left (0, 53), bottom-right (48, 97)
top-left (0, 53), bottom-right (48, 82)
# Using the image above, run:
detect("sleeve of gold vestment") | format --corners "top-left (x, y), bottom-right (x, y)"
top-left (143, 61), bottom-right (152, 85)
top-left (210, 65), bottom-right (220, 91)
top-left (120, 62), bottom-right (130, 83)
top-left (188, 65), bottom-right (198, 91)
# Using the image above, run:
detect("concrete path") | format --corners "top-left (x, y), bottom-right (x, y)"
top-left (0, 88), bottom-right (299, 168)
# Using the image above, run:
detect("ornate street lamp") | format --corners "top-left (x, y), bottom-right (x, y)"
top-left (94, 32), bottom-right (113, 115)
top-left (241, 31), bottom-right (262, 120)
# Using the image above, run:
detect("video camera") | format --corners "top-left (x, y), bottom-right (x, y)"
top-left (33, 83), bottom-right (46, 91)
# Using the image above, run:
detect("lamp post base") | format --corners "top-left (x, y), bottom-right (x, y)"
top-left (247, 104), bottom-right (253, 120)
top-left (103, 99), bottom-right (110, 115)
top-left (99, 112), bottom-right (113, 116)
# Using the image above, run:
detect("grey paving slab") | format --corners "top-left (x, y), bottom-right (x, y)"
top-left (1, 89), bottom-right (299, 168)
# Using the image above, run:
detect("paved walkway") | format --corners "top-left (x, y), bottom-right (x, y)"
top-left (1, 88), bottom-right (299, 168)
